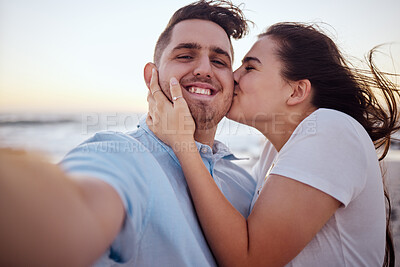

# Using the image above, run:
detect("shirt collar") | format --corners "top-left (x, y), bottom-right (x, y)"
top-left (137, 114), bottom-right (245, 164)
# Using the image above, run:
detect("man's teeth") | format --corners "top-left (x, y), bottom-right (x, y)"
top-left (188, 87), bottom-right (211, 95)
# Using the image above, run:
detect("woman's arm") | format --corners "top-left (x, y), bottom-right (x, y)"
top-left (178, 152), bottom-right (341, 267)
top-left (147, 70), bottom-right (341, 267)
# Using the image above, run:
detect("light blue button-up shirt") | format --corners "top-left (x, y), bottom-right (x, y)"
top-left (61, 116), bottom-right (256, 267)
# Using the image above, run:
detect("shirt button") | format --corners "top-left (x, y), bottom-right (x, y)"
top-left (200, 147), bottom-right (208, 154)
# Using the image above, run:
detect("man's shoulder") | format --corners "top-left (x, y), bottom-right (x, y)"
top-left (64, 128), bottom-right (160, 159)
top-left (61, 129), bottom-right (167, 176)
top-left (80, 127), bottom-right (157, 148)
top-left (84, 129), bottom-right (142, 143)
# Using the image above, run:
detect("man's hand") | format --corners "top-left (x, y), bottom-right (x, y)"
top-left (0, 149), bottom-right (124, 266)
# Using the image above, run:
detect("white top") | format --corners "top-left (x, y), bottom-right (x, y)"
top-left (251, 108), bottom-right (386, 267)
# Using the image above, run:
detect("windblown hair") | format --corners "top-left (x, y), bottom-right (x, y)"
top-left (260, 22), bottom-right (399, 267)
top-left (153, 0), bottom-right (250, 66)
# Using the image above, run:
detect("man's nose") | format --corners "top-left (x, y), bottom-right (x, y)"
top-left (193, 56), bottom-right (213, 78)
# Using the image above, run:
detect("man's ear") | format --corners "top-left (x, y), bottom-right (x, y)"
top-left (287, 79), bottom-right (312, 106)
top-left (144, 62), bottom-right (157, 90)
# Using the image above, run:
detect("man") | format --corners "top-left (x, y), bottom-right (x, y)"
top-left (0, 1), bottom-right (256, 266)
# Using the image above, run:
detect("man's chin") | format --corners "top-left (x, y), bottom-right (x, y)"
top-left (192, 115), bottom-right (218, 130)
top-left (186, 98), bottom-right (231, 131)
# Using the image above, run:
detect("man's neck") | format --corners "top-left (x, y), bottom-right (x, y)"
top-left (193, 126), bottom-right (217, 148)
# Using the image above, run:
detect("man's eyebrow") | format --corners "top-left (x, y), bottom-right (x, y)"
top-left (242, 56), bottom-right (262, 65)
top-left (172, 42), bottom-right (201, 51)
top-left (211, 46), bottom-right (231, 61)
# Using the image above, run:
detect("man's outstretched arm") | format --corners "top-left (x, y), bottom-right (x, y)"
top-left (0, 149), bottom-right (125, 267)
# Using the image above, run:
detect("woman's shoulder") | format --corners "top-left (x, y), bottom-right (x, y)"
top-left (283, 108), bottom-right (374, 161)
top-left (296, 108), bottom-right (369, 141)
top-left (313, 108), bottom-right (364, 129)
top-left (275, 108), bottom-right (375, 207)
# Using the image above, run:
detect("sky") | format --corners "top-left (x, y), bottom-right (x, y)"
top-left (0, 0), bottom-right (399, 113)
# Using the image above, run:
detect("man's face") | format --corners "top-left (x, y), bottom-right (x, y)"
top-left (157, 19), bottom-right (234, 130)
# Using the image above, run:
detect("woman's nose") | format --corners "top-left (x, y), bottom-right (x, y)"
top-left (233, 69), bottom-right (240, 83)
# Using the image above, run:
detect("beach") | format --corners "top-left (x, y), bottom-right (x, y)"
top-left (384, 150), bottom-right (400, 265)
top-left (1, 112), bottom-right (400, 264)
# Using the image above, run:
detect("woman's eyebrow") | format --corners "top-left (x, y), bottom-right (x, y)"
top-left (242, 56), bottom-right (262, 65)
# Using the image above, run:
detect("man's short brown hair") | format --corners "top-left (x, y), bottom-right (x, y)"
top-left (153, 0), bottom-right (250, 66)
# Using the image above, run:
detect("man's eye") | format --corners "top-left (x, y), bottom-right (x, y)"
top-left (177, 55), bottom-right (193, 60)
top-left (212, 60), bottom-right (226, 66)
top-left (245, 66), bottom-right (255, 71)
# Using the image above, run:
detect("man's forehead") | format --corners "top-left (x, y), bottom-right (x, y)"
top-left (168, 19), bottom-right (232, 57)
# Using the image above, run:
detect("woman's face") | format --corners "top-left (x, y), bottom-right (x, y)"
top-left (227, 36), bottom-right (293, 131)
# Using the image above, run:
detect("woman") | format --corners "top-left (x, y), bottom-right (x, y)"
top-left (147, 23), bottom-right (399, 266)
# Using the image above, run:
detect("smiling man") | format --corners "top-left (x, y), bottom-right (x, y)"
top-left (145, 18), bottom-right (235, 145)
top-left (0, 1), bottom-right (256, 266)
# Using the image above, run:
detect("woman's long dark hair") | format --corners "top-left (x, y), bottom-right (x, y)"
top-left (261, 22), bottom-right (399, 267)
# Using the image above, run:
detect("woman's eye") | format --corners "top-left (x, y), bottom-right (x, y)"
top-left (245, 66), bottom-right (255, 71)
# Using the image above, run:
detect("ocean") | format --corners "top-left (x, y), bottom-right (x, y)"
top-left (0, 112), bottom-right (264, 169)
top-left (1, 112), bottom-right (399, 169)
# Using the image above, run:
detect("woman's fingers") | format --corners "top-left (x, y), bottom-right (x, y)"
top-left (168, 77), bottom-right (194, 134)
top-left (149, 68), bottom-right (165, 103)
top-left (147, 68), bottom-right (167, 127)
top-left (146, 74), bottom-right (195, 147)
top-left (147, 91), bottom-right (160, 128)
top-left (169, 77), bottom-right (186, 108)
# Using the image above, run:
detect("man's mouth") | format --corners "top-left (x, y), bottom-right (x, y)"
top-left (187, 86), bottom-right (212, 96)
top-left (183, 82), bottom-right (218, 97)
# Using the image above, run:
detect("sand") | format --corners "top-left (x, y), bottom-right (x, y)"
top-left (384, 150), bottom-right (400, 265)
